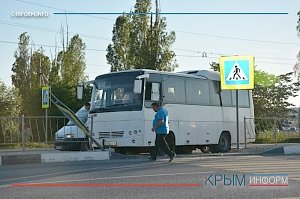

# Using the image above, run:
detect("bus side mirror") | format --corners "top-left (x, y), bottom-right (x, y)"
top-left (133, 80), bottom-right (142, 94)
top-left (77, 84), bottom-right (84, 99)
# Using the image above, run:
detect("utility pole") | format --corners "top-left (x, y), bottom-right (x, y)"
top-left (155, 0), bottom-right (159, 24)
top-left (154, 0), bottom-right (160, 69)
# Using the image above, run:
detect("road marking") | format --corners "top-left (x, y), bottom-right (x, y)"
top-left (0, 185), bottom-right (11, 188)
top-left (272, 198), bottom-right (300, 199)
top-left (10, 171), bottom-right (209, 185)
top-left (11, 183), bottom-right (202, 187)
top-left (0, 160), bottom-right (164, 183)
top-left (0, 155), bottom-right (259, 183)
top-left (196, 156), bottom-right (300, 181)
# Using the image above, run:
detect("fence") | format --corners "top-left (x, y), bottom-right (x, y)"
top-left (0, 115), bottom-right (88, 150)
top-left (2, 115), bottom-right (299, 150)
top-left (244, 117), bottom-right (300, 145)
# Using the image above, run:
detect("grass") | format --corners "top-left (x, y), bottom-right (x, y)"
top-left (255, 131), bottom-right (300, 144)
top-left (0, 142), bottom-right (54, 149)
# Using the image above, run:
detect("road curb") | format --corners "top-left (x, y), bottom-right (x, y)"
top-left (0, 151), bottom-right (110, 166)
top-left (260, 145), bottom-right (300, 155)
top-left (283, 146), bottom-right (300, 155)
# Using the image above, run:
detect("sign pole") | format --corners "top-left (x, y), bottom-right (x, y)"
top-left (42, 86), bottom-right (50, 145)
top-left (236, 90), bottom-right (239, 150)
top-left (220, 55), bottom-right (254, 152)
top-left (45, 108), bottom-right (48, 145)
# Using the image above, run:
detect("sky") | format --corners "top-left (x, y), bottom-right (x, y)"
top-left (0, 0), bottom-right (300, 106)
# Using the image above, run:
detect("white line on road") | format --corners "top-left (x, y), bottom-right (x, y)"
top-left (10, 171), bottom-right (209, 185)
top-left (0, 160), bottom-right (163, 183)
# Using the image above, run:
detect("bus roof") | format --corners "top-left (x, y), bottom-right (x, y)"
top-left (95, 69), bottom-right (220, 81)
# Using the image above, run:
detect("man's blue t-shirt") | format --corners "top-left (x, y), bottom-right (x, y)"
top-left (152, 108), bottom-right (169, 134)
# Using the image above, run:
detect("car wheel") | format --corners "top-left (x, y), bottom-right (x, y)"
top-left (80, 142), bottom-right (89, 151)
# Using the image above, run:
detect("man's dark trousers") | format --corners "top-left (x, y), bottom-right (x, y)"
top-left (151, 134), bottom-right (175, 160)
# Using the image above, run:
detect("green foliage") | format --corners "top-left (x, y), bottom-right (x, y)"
top-left (60, 35), bottom-right (87, 86)
top-left (0, 81), bottom-right (22, 143)
top-left (11, 33), bottom-right (51, 115)
top-left (48, 34), bottom-right (89, 115)
top-left (10, 32), bottom-right (88, 116)
top-left (48, 82), bottom-right (91, 116)
top-left (106, 0), bottom-right (178, 72)
top-left (30, 48), bottom-right (51, 88)
top-left (0, 81), bottom-right (22, 117)
top-left (209, 62), bottom-right (219, 72)
top-left (254, 69), bottom-right (277, 87)
top-left (255, 131), bottom-right (300, 144)
top-left (11, 32), bottom-right (31, 100)
top-left (253, 72), bottom-right (300, 118)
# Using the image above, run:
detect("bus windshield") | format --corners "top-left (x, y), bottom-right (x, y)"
top-left (91, 72), bottom-right (143, 113)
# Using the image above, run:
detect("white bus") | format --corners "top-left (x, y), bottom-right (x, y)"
top-left (82, 69), bottom-right (255, 154)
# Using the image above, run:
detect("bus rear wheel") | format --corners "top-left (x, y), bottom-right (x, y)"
top-left (211, 132), bottom-right (231, 153)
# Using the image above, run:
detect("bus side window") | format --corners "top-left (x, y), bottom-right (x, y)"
top-left (232, 90), bottom-right (250, 107)
top-left (221, 90), bottom-right (232, 107)
top-left (145, 82), bottom-right (160, 106)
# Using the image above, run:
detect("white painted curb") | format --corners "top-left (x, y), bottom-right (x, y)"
top-left (41, 151), bottom-right (110, 163)
top-left (283, 146), bottom-right (300, 155)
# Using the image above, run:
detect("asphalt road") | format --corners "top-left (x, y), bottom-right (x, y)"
top-left (0, 154), bottom-right (300, 199)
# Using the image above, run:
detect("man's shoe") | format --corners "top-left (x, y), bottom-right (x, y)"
top-left (169, 153), bottom-right (176, 162)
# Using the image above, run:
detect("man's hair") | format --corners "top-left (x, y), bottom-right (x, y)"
top-left (151, 102), bottom-right (160, 107)
top-left (85, 102), bottom-right (90, 107)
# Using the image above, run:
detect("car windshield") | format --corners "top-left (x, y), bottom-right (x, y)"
top-left (67, 109), bottom-right (88, 125)
top-left (90, 72), bottom-right (143, 113)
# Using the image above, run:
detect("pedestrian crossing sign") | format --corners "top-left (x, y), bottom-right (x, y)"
top-left (41, 86), bottom-right (50, 108)
top-left (220, 56), bottom-right (254, 90)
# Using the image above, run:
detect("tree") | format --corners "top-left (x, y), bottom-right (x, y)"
top-left (0, 81), bottom-right (22, 117)
top-left (48, 34), bottom-right (88, 115)
top-left (11, 32), bottom-right (88, 116)
top-left (11, 33), bottom-right (52, 115)
top-left (11, 32), bottom-right (31, 105)
top-left (0, 81), bottom-right (22, 143)
top-left (254, 71), bottom-right (299, 118)
top-left (106, 15), bottom-right (132, 71)
top-left (29, 48), bottom-right (51, 88)
top-left (60, 35), bottom-right (87, 86)
top-left (106, 0), bottom-right (178, 72)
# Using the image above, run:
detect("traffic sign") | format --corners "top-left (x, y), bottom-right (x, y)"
top-left (220, 56), bottom-right (254, 90)
top-left (41, 86), bottom-right (50, 109)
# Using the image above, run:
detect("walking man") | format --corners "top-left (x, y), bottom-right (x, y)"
top-left (150, 102), bottom-right (176, 162)
top-left (233, 65), bottom-right (241, 80)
